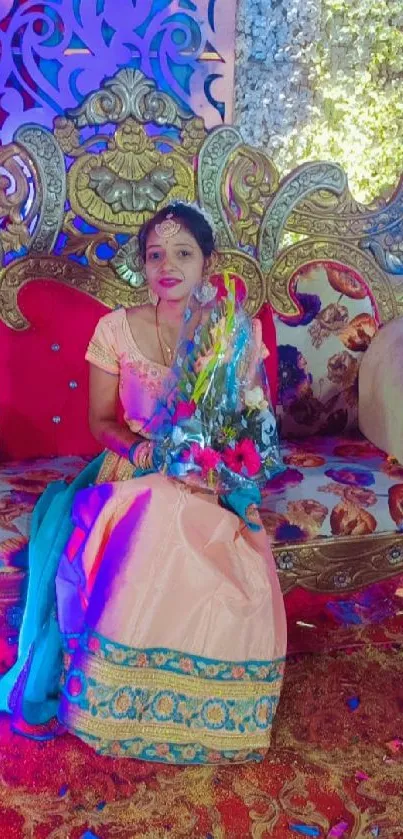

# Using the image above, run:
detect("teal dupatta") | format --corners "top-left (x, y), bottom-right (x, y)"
top-left (0, 454), bottom-right (105, 725)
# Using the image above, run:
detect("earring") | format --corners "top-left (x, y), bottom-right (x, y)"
top-left (148, 287), bottom-right (159, 306)
top-left (194, 278), bottom-right (217, 305)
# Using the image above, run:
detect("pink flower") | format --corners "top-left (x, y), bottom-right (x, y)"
top-left (173, 400), bottom-right (196, 423)
top-left (184, 443), bottom-right (221, 477)
top-left (197, 447), bottom-right (221, 477)
top-left (223, 439), bottom-right (262, 476)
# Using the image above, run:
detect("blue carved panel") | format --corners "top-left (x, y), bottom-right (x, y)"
top-left (0, 0), bottom-right (236, 142)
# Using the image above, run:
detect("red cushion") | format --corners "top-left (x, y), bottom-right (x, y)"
top-left (257, 303), bottom-right (278, 408)
top-left (0, 280), bottom-right (107, 461)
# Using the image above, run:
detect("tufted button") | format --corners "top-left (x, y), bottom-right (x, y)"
top-left (51, 343), bottom-right (60, 352)
top-left (52, 416), bottom-right (61, 424)
top-left (69, 380), bottom-right (78, 389)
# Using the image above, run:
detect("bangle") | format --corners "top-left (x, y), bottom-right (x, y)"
top-left (129, 440), bottom-right (153, 470)
top-left (128, 442), bottom-right (138, 465)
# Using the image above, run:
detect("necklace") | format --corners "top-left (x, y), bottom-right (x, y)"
top-left (155, 304), bottom-right (174, 367)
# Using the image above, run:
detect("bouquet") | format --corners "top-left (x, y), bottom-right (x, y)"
top-left (149, 273), bottom-right (284, 494)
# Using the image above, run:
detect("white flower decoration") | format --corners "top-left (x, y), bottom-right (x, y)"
top-left (245, 386), bottom-right (268, 411)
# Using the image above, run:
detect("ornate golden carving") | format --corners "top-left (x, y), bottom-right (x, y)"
top-left (258, 162), bottom-right (347, 273)
top-left (0, 144), bottom-right (31, 225)
top-left (61, 211), bottom-right (118, 265)
top-left (111, 236), bottom-right (143, 289)
top-left (267, 238), bottom-right (392, 320)
top-left (2, 69), bottom-right (402, 329)
top-left (54, 116), bottom-right (111, 159)
top-left (179, 117), bottom-right (207, 157)
top-left (286, 175), bottom-right (403, 240)
top-left (0, 256), bottom-right (138, 331)
top-left (221, 146), bottom-right (279, 248)
top-left (271, 530), bottom-right (403, 595)
top-left (66, 68), bottom-right (190, 128)
top-left (54, 116), bottom-right (82, 156)
top-left (198, 125), bottom-right (244, 249)
top-left (15, 125), bottom-right (67, 254)
top-left (0, 248), bottom-right (264, 330)
top-left (0, 143), bottom-right (37, 255)
top-left (67, 119), bottom-right (195, 231)
top-left (214, 250), bottom-right (266, 316)
top-left (1, 222), bottom-right (31, 254)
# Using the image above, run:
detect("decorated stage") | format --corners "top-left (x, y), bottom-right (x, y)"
top-left (1, 1), bottom-right (403, 836)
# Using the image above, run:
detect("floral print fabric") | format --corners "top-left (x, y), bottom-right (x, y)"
top-left (276, 261), bottom-right (380, 438)
top-left (0, 456), bottom-right (89, 568)
top-left (261, 433), bottom-right (403, 544)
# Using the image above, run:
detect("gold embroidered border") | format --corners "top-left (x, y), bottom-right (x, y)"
top-left (95, 450), bottom-right (134, 484)
top-left (65, 710), bottom-right (272, 749)
top-left (78, 656), bottom-right (283, 699)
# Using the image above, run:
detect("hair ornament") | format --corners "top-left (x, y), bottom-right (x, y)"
top-left (168, 200), bottom-right (216, 237)
top-left (154, 213), bottom-right (182, 239)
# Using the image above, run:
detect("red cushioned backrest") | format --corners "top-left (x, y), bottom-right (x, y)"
top-left (0, 279), bottom-right (278, 462)
top-left (257, 303), bottom-right (278, 409)
top-left (0, 280), bottom-right (107, 461)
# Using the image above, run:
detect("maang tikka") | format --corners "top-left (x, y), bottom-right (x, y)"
top-left (154, 213), bottom-right (182, 239)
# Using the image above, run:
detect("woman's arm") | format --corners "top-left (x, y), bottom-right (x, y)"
top-left (89, 364), bottom-right (142, 459)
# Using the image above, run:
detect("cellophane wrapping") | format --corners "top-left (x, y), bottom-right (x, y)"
top-left (147, 273), bottom-right (284, 494)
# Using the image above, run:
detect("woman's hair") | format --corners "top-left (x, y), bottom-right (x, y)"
top-left (138, 202), bottom-right (215, 261)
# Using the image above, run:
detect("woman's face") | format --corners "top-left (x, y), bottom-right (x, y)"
top-left (145, 221), bottom-right (206, 302)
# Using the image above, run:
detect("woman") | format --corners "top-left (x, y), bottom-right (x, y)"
top-left (0, 202), bottom-right (286, 765)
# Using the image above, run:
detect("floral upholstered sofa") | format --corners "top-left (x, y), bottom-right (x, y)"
top-left (261, 261), bottom-right (403, 593)
top-left (1, 69), bottom-right (403, 654)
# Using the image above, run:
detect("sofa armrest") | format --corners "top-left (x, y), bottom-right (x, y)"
top-left (359, 317), bottom-right (403, 462)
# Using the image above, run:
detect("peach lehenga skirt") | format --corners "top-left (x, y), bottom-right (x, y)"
top-left (55, 452), bottom-right (287, 764)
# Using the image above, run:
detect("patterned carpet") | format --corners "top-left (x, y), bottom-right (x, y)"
top-left (0, 637), bottom-right (402, 838)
